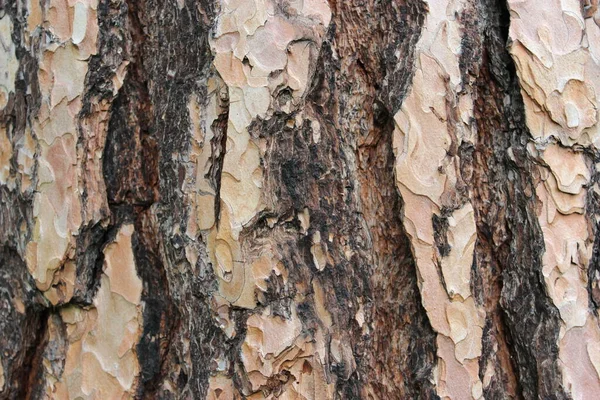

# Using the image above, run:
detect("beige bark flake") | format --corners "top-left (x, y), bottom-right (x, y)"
top-left (103, 224), bottom-right (143, 304)
top-left (507, 0), bottom-right (600, 395)
top-left (440, 204), bottom-right (477, 301)
top-left (310, 231), bottom-right (328, 271)
top-left (24, 0), bottom-right (123, 303)
top-left (0, 15), bottom-right (19, 111)
top-left (239, 307), bottom-right (335, 398)
top-left (16, 127), bottom-right (36, 193)
top-left (392, 0), bottom-right (485, 396)
top-left (71, 2), bottom-right (88, 45)
top-left (46, 224), bottom-right (143, 399)
top-left (27, 0), bottom-right (43, 34)
top-left (312, 279), bottom-right (333, 329)
top-left (508, 0), bottom-right (600, 146)
top-left (195, 0), bottom-right (331, 312)
top-left (0, 126), bottom-right (12, 185)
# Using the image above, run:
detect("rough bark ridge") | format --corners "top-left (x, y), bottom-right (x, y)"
top-left (2, 0), bottom-right (600, 399)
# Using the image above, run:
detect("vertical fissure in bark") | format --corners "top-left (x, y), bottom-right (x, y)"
top-left (69, 0), bottom-right (132, 306)
top-left (277, 1), bottom-right (439, 397)
top-left (357, 105), bottom-right (439, 398)
top-left (458, 2), bottom-right (522, 398)
top-left (207, 86), bottom-right (229, 229)
top-left (78, 0), bottom-right (130, 209)
top-left (101, 0), bottom-right (185, 395)
top-left (132, 209), bottom-right (180, 396)
top-left (71, 221), bottom-right (118, 305)
top-left (467, 0), bottom-right (568, 397)
top-left (22, 307), bottom-right (51, 400)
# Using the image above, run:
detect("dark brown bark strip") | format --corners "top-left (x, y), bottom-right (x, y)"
top-left (467, 0), bottom-right (568, 398)
top-left (331, 0), bottom-right (439, 395)
top-left (116, 0), bottom-right (228, 396)
top-left (357, 103), bottom-right (439, 398)
top-left (252, 0), bottom-right (439, 396)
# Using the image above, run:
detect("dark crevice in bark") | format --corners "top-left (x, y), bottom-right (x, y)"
top-left (71, 221), bottom-right (119, 305)
top-left (77, 0), bottom-right (130, 221)
top-left (22, 308), bottom-right (50, 400)
top-left (357, 106), bottom-right (439, 399)
top-left (207, 85), bottom-right (229, 229)
top-left (433, 214), bottom-right (452, 258)
top-left (227, 308), bottom-right (252, 396)
top-left (242, 2), bottom-right (438, 397)
top-left (133, 208), bottom-right (180, 396)
top-left (466, 0), bottom-right (569, 398)
top-left (69, 0), bottom-right (132, 307)
top-left (101, 2), bottom-right (172, 396)
top-left (321, 1), bottom-right (438, 397)
top-left (459, 3), bottom-right (522, 398)
top-left (80, 0), bottom-right (130, 114)
top-left (253, 83), bottom-right (372, 394)
top-left (69, 0), bottom-right (132, 309)
top-left (219, 0), bottom-right (440, 397)
top-left (102, 0), bottom-right (180, 396)
top-left (247, 114), bottom-right (334, 396)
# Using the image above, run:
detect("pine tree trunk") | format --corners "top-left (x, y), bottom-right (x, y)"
top-left (2, 0), bottom-right (600, 398)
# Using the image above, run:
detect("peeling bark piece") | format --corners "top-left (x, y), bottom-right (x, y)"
top-left (240, 306), bottom-right (334, 398)
top-left (46, 224), bottom-right (143, 399)
top-left (507, 0), bottom-right (600, 396)
top-left (23, 0), bottom-right (111, 303)
top-left (203, 0), bottom-right (331, 308)
top-left (0, 15), bottom-right (19, 110)
top-left (508, 0), bottom-right (600, 146)
top-left (392, 0), bottom-right (485, 396)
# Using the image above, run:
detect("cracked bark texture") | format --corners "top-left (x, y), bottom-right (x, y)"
top-left (1, 0), bottom-right (600, 399)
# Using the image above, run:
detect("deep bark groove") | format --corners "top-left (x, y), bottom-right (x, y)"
top-left (468, 0), bottom-right (568, 398)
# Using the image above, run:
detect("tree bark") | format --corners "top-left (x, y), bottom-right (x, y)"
top-left (1, 0), bottom-right (600, 399)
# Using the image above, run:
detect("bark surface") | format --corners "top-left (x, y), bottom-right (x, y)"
top-left (1, 0), bottom-right (600, 399)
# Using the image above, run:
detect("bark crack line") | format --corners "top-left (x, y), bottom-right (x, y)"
top-left (207, 78), bottom-right (229, 229)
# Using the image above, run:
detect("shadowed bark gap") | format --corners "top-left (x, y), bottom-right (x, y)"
top-left (357, 104), bottom-right (439, 398)
top-left (207, 84), bottom-right (229, 228)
